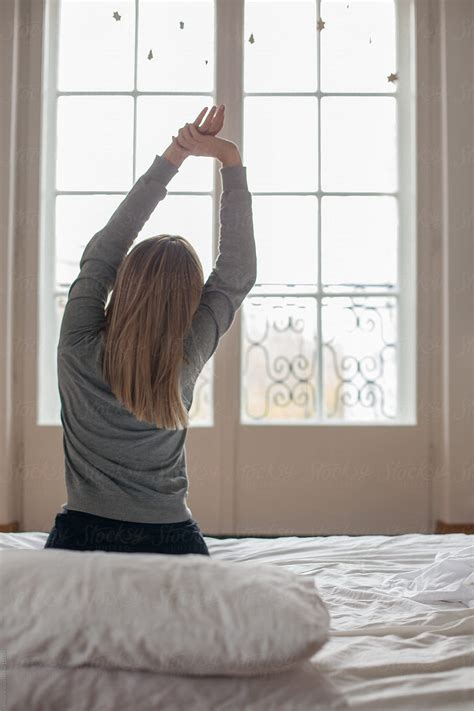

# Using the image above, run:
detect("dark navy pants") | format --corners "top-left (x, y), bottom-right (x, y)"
top-left (44, 509), bottom-right (210, 556)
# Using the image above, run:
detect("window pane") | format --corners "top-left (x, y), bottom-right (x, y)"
top-left (253, 196), bottom-right (318, 285)
top-left (136, 195), bottom-right (213, 277)
top-left (136, 96), bottom-right (213, 192)
top-left (58, 0), bottom-right (135, 91)
top-left (320, 0), bottom-right (396, 93)
top-left (137, 0), bottom-right (214, 92)
top-left (56, 195), bottom-right (213, 288)
top-left (321, 97), bottom-right (397, 192)
top-left (56, 293), bottom-right (68, 340)
top-left (322, 196), bottom-right (398, 291)
top-left (57, 96), bottom-right (134, 191)
top-left (55, 195), bottom-right (125, 287)
top-left (323, 296), bottom-right (397, 421)
top-left (242, 296), bottom-right (318, 422)
top-left (244, 97), bottom-right (318, 192)
top-left (244, 0), bottom-right (317, 92)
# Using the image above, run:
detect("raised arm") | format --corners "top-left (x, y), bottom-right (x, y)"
top-left (77, 152), bottom-right (181, 288)
top-left (177, 130), bottom-right (257, 374)
top-left (58, 148), bottom-right (182, 349)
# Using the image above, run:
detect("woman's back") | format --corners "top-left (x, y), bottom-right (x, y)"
top-left (58, 333), bottom-right (191, 524)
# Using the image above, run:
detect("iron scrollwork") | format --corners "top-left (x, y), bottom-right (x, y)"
top-left (323, 296), bottom-right (397, 420)
top-left (242, 298), bottom-right (318, 420)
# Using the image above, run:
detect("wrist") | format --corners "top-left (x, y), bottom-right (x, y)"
top-left (218, 146), bottom-right (242, 167)
top-left (162, 142), bottom-right (186, 168)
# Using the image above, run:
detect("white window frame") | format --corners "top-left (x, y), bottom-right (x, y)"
top-left (38, 0), bottom-right (416, 427)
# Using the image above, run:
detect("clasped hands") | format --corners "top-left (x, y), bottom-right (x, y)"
top-left (163, 105), bottom-right (241, 167)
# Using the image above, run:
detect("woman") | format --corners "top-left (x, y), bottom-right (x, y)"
top-left (44, 105), bottom-right (256, 555)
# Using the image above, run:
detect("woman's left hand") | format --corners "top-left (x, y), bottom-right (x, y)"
top-left (192, 105), bottom-right (225, 137)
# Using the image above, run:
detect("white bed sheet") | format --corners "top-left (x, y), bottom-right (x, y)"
top-left (1, 531), bottom-right (473, 710)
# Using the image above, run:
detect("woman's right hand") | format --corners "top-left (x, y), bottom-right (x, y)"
top-left (172, 105), bottom-right (241, 164)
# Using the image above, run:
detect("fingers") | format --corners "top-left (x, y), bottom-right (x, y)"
top-left (172, 135), bottom-right (190, 153)
top-left (204, 105), bottom-right (225, 135)
top-left (193, 107), bottom-right (208, 127)
top-left (177, 103), bottom-right (225, 153)
top-left (212, 105), bottom-right (225, 134)
top-left (177, 124), bottom-right (194, 148)
top-left (187, 124), bottom-right (204, 141)
top-left (191, 104), bottom-right (225, 136)
top-left (174, 129), bottom-right (192, 150)
top-left (184, 124), bottom-right (196, 142)
top-left (200, 106), bottom-right (217, 133)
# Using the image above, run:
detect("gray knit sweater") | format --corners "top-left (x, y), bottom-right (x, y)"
top-left (57, 154), bottom-right (256, 523)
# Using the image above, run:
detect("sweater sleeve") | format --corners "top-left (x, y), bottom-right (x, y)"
top-left (58, 154), bottom-right (179, 349)
top-left (183, 164), bottom-right (257, 376)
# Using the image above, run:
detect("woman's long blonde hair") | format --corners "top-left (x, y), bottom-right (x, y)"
top-left (102, 235), bottom-right (204, 430)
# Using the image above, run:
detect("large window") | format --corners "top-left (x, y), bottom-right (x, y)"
top-left (39, 0), bottom-right (416, 427)
top-left (241, 0), bottom-right (415, 423)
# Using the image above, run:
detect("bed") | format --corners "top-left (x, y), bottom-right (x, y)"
top-left (1, 531), bottom-right (473, 710)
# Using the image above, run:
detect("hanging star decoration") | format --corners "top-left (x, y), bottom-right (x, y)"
top-left (248, 33), bottom-right (255, 44)
top-left (179, 21), bottom-right (184, 29)
top-left (317, 18), bottom-right (325, 31)
top-left (112, 11), bottom-right (121, 21)
top-left (148, 49), bottom-right (154, 60)
top-left (387, 72), bottom-right (398, 83)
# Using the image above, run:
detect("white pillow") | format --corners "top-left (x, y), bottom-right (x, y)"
top-left (1, 548), bottom-right (329, 676)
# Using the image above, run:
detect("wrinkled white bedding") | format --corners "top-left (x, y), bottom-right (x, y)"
top-left (1, 532), bottom-right (473, 710)
top-left (380, 544), bottom-right (474, 608)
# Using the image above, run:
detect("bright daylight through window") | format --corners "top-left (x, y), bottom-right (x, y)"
top-left (39, 0), bottom-right (415, 427)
